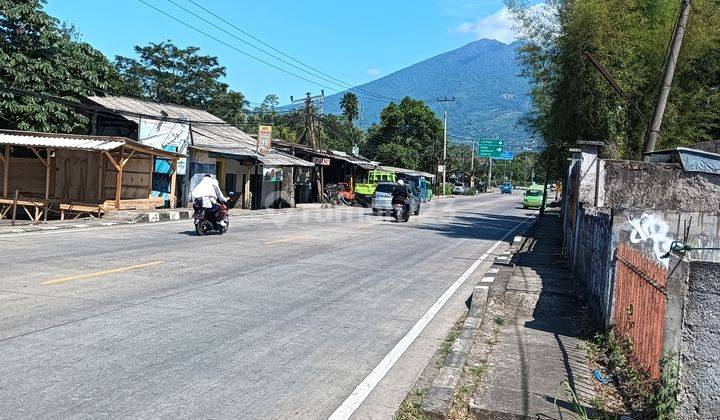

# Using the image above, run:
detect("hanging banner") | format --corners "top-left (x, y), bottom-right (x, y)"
top-left (263, 166), bottom-right (283, 183)
top-left (257, 125), bottom-right (272, 155)
top-left (138, 118), bottom-right (189, 175)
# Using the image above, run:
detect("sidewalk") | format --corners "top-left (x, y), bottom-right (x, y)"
top-left (470, 213), bottom-right (595, 418)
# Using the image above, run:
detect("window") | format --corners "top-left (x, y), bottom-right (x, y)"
top-left (375, 183), bottom-right (395, 193)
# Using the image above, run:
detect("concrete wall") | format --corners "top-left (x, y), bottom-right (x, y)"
top-left (677, 261), bottom-right (720, 420)
top-left (573, 205), bottom-right (614, 327)
top-left (603, 160), bottom-right (720, 212)
top-left (612, 209), bottom-right (720, 266)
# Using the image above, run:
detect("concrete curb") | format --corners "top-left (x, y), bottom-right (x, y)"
top-left (0, 204), bottom-right (351, 235)
top-left (421, 283), bottom-right (490, 418)
top-left (0, 209), bottom-right (191, 235)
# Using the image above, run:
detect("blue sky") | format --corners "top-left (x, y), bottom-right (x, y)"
top-left (45, 0), bottom-right (523, 105)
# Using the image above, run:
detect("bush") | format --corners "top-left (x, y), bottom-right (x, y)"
top-left (468, 188), bottom-right (477, 195)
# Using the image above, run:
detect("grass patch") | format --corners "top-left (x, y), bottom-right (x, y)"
top-left (469, 363), bottom-right (486, 380)
top-left (585, 330), bottom-right (676, 417)
top-left (395, 388), bottom-right (428, 420)
top-left (493, 315), bottom-right (505, 326)
top-left (439, 330), bottom-right (459, 357)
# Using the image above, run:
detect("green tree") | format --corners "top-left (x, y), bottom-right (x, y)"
top-left (0, 0), bottom-right (116, 132)
top-left (113, 40), bottom-right (249, 124)
top-left (366, 97), bottom-right (443, 173)
top-left (339, 92), bottom-right (359, 125)
top-left (319, 113), bottom-right (365, 153)
top-left (207, 90), bottom-right (249, 127)
top-left (113, 41), bottom-right (227, 108)
top-left (507, 0), bottom-right (720, 173)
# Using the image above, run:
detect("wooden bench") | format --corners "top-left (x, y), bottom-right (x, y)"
top-left (58, 202), bottom-right (105, 220)
top-left (0, 197), bottom-right (54, 222)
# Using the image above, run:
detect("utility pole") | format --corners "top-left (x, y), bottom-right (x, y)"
top-left (470, 141), bottom-right (475, 188)
top-left (291, 90), bottom-right (324, 150)
top-left (488, 158), bottom-right (493, 190)
top-left (443, 109), bottom-right (447, 194)
top-left (643, 0), bottom-right (692, 160)
top-left (436, 97), bottom-right (455, 194)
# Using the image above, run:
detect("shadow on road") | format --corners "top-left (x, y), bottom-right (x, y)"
top-left (407, 212), bottom-right (533, 241)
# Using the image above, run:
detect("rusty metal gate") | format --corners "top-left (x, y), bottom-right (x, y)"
top-left (614, 244), bottom-right (668, 379)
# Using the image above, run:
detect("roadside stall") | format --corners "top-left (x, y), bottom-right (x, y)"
top-left (0, 130), bottom-right (183, 222)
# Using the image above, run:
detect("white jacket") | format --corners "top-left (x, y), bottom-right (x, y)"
top-left (191, 177), bottom-right (227, 208)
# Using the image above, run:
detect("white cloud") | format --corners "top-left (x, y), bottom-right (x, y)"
top-left (456, 4), bottom-right (553, 44)
top-left (456, 6), bottom-right (517, 44)
top-left (367, 68), bottom-right (381, 76)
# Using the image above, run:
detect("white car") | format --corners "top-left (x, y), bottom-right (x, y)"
top-left (452, 183), bottom-right (468, 195)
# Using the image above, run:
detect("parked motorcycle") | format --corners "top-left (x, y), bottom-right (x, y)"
top-left (193, 198), bottom-right (229, 235)
top-left (392, 202), bottom-right (410, 223)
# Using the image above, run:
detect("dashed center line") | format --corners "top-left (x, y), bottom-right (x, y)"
top-left (41, 261), bottom-right (164, 285)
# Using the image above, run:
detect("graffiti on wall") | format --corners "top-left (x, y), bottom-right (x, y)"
top-left (628, 213), bottom-right (674, 267)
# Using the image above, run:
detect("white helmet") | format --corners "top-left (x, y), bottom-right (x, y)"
top-left (397, 179), bottom-right (405, 186)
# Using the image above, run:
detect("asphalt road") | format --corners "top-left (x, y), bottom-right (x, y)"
top-left (0, 193), bottom-right (534, 419)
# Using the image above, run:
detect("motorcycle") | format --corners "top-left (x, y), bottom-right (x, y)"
top-left (193, 198), bottom-right (229, 235)
top-left (392, 202), bottom-right (410, 223)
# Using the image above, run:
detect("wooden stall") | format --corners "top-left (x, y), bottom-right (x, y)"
top-left (0, 130), bottom-right (183, 221)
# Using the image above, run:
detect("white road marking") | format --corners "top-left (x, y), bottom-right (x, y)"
top-left (328, 214), bottom-right (535, 420)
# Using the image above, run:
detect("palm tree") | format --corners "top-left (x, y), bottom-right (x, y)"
top-left (340, 92), bottom-right (359, 125)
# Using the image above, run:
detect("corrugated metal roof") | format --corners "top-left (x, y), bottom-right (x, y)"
top-left (86, 95), bottom-right (225, 124)
top-left (87, 96), bottom-right (310, 166)
top-left (194, 145), bottom-right (314, 167)
top-left (379, 165), bottom-right (435, 179)
top-left (0, 130), bottom-right (125, 151)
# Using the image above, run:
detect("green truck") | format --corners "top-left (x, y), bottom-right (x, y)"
top-left (355, 170), bottom-right (396, 206)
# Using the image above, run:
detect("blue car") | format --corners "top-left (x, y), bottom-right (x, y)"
top-left (501, 182), bottom-right (512, 194)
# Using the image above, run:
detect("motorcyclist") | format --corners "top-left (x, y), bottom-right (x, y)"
top-left (391, 179), bottom-right (409, 212)
top-left (190, 174), bottom-right (228, 225)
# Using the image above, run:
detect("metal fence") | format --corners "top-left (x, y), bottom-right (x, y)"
top-left (574, 205), bottom-right (614, 327)
top-left (614, 244), bottom-right (668, 379)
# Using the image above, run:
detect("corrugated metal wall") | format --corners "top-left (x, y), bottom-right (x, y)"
top-left (614, 244), bottom-right (668, 379)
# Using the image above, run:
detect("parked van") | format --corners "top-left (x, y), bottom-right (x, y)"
top-left (523, 184), bottom-right (547, 208)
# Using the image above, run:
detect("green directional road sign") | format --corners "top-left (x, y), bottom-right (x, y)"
top-left (477, 139), bottom-right (504, 158)
top-left (478, 139), bottom-right (503, 146)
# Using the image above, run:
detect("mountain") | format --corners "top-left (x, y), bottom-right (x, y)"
top-left (321, 39), bottom-right (534, 148)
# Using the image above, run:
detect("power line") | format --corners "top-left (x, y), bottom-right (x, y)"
top-left (183, 0), bottom-right (403, 103)
top-left (0, 85), bottom-right (264, 126)
top-left (137, 0), bottom-right (401, 104)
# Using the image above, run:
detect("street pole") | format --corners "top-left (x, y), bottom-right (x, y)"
top-left (443, 109), bottom-right (447, 195)
top-left (436, 97), bottom-right (454, 195)
top-left (488, 158), bottom-right (493, 191)
top-left (643, 0), bottom-right (692, 160)
top-left (470, 142), bottom-right (474, 187)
